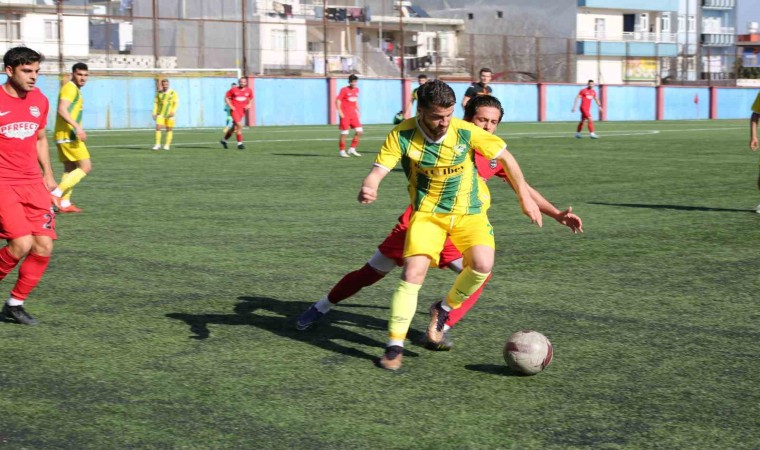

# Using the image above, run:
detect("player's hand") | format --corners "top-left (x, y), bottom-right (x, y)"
top-left (76, 127), bottom-right (87, 142)
top-left (43, 173), bottom-right (57, 192)
top-left (358, 186), bottom-right (377, 204)
top-left (519, 194), bottom-right (542, 228)
top-left (152, 114), bottom-right (157, 120)
top-left (168, 113), bottom-right (174, 118)
top-left (750, 138), bottom-right (759, 151)
top-left (555, 206), bottom-right (583, 234)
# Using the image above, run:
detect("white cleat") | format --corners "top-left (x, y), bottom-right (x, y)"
top-left (590, 133), bottom-right (599, 139)
top-left (339, 150), bottom-right (350, 158)
top-left (163, 145), bottom-right (170, 150)
top-left (152, 144), bottom-right (161, 150)
top-left (347, 148), bottom-right (361, 157)
top-left (756, 204), bottom-right (760, 214)
top-left (575, 132), bottom-right (582, 139)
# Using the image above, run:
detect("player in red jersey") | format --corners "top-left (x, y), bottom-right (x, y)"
top-left (572, 79), bottom-right (603, 139)
top-left (220, 76), bottom-right (253, 150)
top-left (0, 47), bottom-right (57, 326)
top-left (296, 95), bottom-right (583, 350)
top-left (336, 74), bottom-right (363, 158)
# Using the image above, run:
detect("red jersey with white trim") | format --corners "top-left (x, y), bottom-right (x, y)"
top-left (337, 86), bottom-right (359, 115)
top-left (579, 88), bottom-right (596, 110)
top-left (0, 86), bottom-right (49, 185)
top-left (226, 86), bottom-right (253, 110)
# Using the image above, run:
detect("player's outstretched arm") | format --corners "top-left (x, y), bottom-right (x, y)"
top-left (750, 112), bottom-right (760, 151)
top-left (496, 150), bottom-right (542, 227)
top-left (358, 166), bottom-right (389, 204)
top-left (36, 129), bottom-right (56, 191)
top-left (525, 185), bottom-right (582, 233)
top-left (571, 95), bottom-right (579, 112)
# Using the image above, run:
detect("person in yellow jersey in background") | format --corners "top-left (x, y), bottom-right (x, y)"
top-left (358, 79), bottom-right (542, 371)
top-left (50, 62), bottom-right (90, 214)
top-left (152, 79), bottom-right (178, 151)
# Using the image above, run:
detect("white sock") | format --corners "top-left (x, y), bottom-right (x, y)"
top-left (51, 188), bottom-right (63, 197)
top-left (314, 296), bottom-right (333, 313)
top-left (443, 324), bottom-right (451, 332)
top-left (440, 301), bottom-right (452, 312)
top-left (61, 199), bottom-right (72, 208)
top-left (387, 339), bottom-right (404, 348)
top-left (7, 297), bottom-right (24, 306)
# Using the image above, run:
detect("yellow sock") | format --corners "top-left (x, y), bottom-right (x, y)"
top-left (445, 267), bottom-right (490, 309)
top-left (57, 168), bottom-right (87, 194)
top-left (165, 131), bottom-right (174, 147)
top-left (155, 131), bottom-right (162, 146)
top-left (388, 280), bottom-right (421, 342)
top-left (60, 172), bottom-right (72, 200)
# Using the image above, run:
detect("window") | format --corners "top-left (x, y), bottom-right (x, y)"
top-left (467, 13), bottom-right (473, 20)
top-left (0, 14), bottom-right (21, 41)
top-left (661, 13), bottom-right (671, 33)
top-left (678, 15), bottom-right (685, 32)
top-left (638, 13), bottom-right (649, 33)
top-left (496, 11), bottom-right (503, 19)
top-left (688, 15), bottom-right (696, 32)
top-left (594, 18), bottom-right (606, 39)
top-left (272, 29), bottom-right (296, 50)
top-left (44, 20), bottom-right (58, 41)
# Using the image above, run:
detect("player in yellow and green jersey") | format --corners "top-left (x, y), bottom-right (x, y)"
top-left (152, 79), bottom-right (178, 150)
top-left (50, 62), bottom-right (90, 213)
top-left (358, 80), bottom-right (543, 370)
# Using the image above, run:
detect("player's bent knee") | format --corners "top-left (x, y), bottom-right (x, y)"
top-left (7, 236), bottom-right (33, 258)
top-left (31, 236), bottom-right (54, 256)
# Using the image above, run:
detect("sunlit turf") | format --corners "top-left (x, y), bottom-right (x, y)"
top-left (0, 120), bottom-right (757, 448)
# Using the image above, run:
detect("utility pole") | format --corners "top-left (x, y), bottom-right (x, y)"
top-left (323, 0), bottom-right (328, 75)
top-left (399, 1), bottom-right (405, 79)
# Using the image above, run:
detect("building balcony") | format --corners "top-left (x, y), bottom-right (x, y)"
top-left (578, 0), bottom-right (678, 12)
top-left (577, 31), bottom-right (677, 44)
top-left (701, 33), bottom-right (736, 47)
top-left (577, 40), bottom-right (677, 57)
top-left (702, 0), bottom-right (735, 10)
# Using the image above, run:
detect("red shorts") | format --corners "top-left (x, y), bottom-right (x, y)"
top-left (0, 183), bottom-right (57, 240)
top-left (339, 114), bottom-right (361, 131)
top-left (580, 108), bottom-right (592, 120)
top-left (231, 108), bottom-right (246, 125)
top-left (377, 213), bottom-right (463, 269)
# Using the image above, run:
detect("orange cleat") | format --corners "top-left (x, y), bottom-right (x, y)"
top-left (50, 194), bottom-right (62, 210)
top-left (57, 204), bottom-right (83, 213)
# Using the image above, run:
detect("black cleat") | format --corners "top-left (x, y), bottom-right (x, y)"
top-left (220, 140), bottom-right (228, 149)
top-left (2, 303), bottom-right (38, 326)
top-left (237, 143), bottom-right (245, 150)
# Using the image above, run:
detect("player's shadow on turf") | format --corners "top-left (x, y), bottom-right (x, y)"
top-left (589, 201), bottom-right (753, 213)
top-left (464, 364), bottom-right (528, 377)
top-left (166, 296), bottom-right (418, 362)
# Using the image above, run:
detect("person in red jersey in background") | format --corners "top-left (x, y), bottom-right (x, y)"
top-left (0, 47), bottom-right (57, 326)
top-left (296, 95), bottom-right (583, 351)
top-left (747, 90), bottom-right (760, 214)
top-left (336, 74), bottom-right (363, 158)
top-left (572, 79), bottom-right (603, 139)
top-left (220, 76), bottom-right (253, 150)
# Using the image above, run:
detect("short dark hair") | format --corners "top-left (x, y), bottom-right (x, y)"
top-left (417, 79), bottom-right (456, 110)
top-left (3, 47), bottom-right (43, 69)
top-left (464, 94), bottom-right (504, 123)
top-left (348, 74), bottom-right (358, 82)
top-left (418, 74), bottom-right (428, 80)
top-left (588, 79), bottom-right (594, 83)
top-left (72, 62), bottom-right (88, 72)
top-left (479, 67), bottom-right (492, 74)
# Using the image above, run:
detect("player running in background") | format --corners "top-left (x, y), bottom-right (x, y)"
top-left (296, 95), bottom-right (582, 350)
top-left (50, 62), bottom-right (90, 213)
top-left (358, 80), bottom-right (543, 370)
top-left (572, 79), bottom-right (603, 139)
top-left (403, 73), bottom-right (428, 118)
top-left (461, 67), bottom-right (493, 109)
top-left (748, 91), bottom-right (760, 213)
top-left (222, 82), bottom-right (237, 134)
top-left (152, 79), bottom-right (179, 151)
top-left (220, 77), bottom-right (253, 150)
top-left (336, 74), bottom-right (362, 157)
top-left (0, 47), bottom-right (57, 325)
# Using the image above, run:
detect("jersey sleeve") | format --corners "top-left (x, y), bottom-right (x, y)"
top-left (169, 91), bottom-right (179, 114)
top-left (373, 128), bottom-right (402, 171)
top-left (59, 83), bottom-right (77, 103)
top-left (464, 86), bottom-right (477, 98)
top-left (470, 124), bottom-right (506, 160)
top-left (752, 92), bottom-right (760, 114)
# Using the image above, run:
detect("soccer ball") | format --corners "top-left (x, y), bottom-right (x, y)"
top-left (503, 330), bottom-right (553, 375)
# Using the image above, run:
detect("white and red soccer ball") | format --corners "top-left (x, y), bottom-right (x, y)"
top-left (503, 330), bottom-right (553, 375)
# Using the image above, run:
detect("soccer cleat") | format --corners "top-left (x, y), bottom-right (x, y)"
top-left (163, 145), bottom-right (170, 150)
top-left (237, 143), bottom-right (245, 150)
top-left (57, 204), bottom-right (83, 213)
top-left (425, 301), bottom-right (450, 346)
top-left (347, 148), bottom-right (361, 157)
top-left (152, 144), bottom-right (161, 150)
top-left (423, 329), bottom-right (453, 351)
top-left (296, 305), bottom-right (325, 330)
top-left (377, 345), bottom-right (404, 371)
top-left (2, 303), bottom-right (38, 326)
top-left (220, 140), bottom-right (228, 149)
top-left (590, 133), bottom-right (599, 139)
top-left (50, 194), bottom-right (62, 210)
top-left (574, 132), bottom-right (582, 139)
top-left (756, 204), bottom-right (760, 214)
top-left (339, 150), bottom-right (350, 158)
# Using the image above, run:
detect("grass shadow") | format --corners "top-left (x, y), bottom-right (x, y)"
top-left (465, 363), bottom-right (531, 377)
top-left (589, 201), bottom-right (753, 213)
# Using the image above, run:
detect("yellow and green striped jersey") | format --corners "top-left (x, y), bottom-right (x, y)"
top-left (54, 81), bottom-right (83, 142)
top-left (374, 117), bottom-right (507, 214)
top-left (153, 88), bottom-right (179, 117)
top-left (752, 91), bottom-right (760, 114)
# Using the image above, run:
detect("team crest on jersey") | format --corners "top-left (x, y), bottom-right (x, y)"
top-left (489, 159), bottom-right (498, 170)
top-left (29, 106), bottom-right (40, 118)
top-left (453, 144), bottom-right (467, 155)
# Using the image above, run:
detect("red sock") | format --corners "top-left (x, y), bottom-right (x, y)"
top-left (577, 122), bottom-right (583, 132)
top-left (328, 263), bottom-right (386, 304)
top-left (445, 274), bottom-right (491, 328)
top-left (236, 132), bottom-right (243, 143)
top-left (587, 119), bottom-right (595, 133)
top-left (350, 135), bottom-right (360, 148)
top-left (10, 253), bottom-right (50, 301)
top-left (0, 246), bottom-right (21, 282)
top-left (339, 140), bottom-right (346, 151)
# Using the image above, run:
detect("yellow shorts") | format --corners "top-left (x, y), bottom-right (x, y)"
top-left (156, 115), bottom-right (175, 128)
top-left (404, 211), bottom-right (495, 266)
top-left (57, 140), bottom-right (90, 162)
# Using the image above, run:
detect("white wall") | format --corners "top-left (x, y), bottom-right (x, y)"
top-left (577, 57), bottom-right (623, 84)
